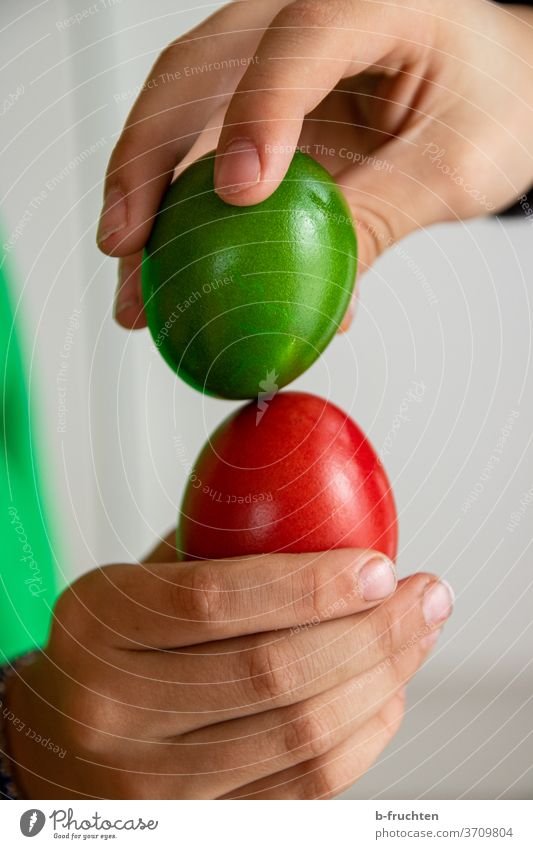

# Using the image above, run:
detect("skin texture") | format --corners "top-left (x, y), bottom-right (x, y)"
top-left (11, 0), bottom-right (533, 799)
top-left (142, 151), bottom-right (357, 399)
top-left (97, 0), bottom-right (533, 328)
top-left (6, 546), bottom-right (452, 799)
top-left (178, 392), bottom-right (398, 560)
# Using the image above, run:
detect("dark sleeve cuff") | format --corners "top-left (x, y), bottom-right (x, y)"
top-left (498, 191), bottom-right (532, 217)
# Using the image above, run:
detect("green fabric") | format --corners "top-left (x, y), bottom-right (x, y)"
top-left (0, 256), bottom-right (58, 661)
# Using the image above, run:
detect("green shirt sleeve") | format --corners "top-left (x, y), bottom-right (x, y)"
top-left (0, 256), bottom-right (58, 662)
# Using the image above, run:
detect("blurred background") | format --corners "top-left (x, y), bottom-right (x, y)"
top-left (0, 0), bottom-right (531, 799)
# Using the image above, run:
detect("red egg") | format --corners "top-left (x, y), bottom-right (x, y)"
top-left (177, 392), bottom-right (398, 561)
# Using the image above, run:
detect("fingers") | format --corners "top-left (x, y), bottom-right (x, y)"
top-left (114, 253), bottom-right (146, 328)
top-left (105, 0), bottom-right (440, 326)
top-left (335, 132), bottom-right (451, 276)
top-left (65, 692), bottom-right (404, 800)
top-left (97, 1), bottom-right (284, 258)
top-left (113, 105), bottom-right (228, 328)
top-left (57, 549), bottom-right (397, 650)
top-left (222, 689), bottom-right (406, 799)
top-left (134, 572), bottom-right (450, 731)
top-left (214, 1), bottom-right (356, 204)
top-left (78, 649), bottom-right (414, 798)
top-left (173, 627), bottom-right (432, 796)
top-left (214, 0), bottom-right (433, 206)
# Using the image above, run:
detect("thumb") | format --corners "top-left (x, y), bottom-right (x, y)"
top-left (213, 0), bottom-right (426, 206)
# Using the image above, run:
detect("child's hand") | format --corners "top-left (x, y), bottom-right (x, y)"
top-left (97, 0), bottom-right (533, 328)
top-left (6, 549), bottom-right (452, 798)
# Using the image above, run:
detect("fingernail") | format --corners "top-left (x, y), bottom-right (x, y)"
top-left (423, 580), bottom-right (454, 627)
top-left (114, 297), bottom-right (138, 320)
top-left (420, 627), bottom-right (441, 651)
top-left (97, 186), bottom-right (127, 245)
top-left (359, 556), bottom-right (397, 601)
top-left (215, 138), bottom-right (260, 197)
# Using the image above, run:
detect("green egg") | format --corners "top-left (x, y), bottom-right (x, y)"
top-left (142, 150), bottom-right (357, 399)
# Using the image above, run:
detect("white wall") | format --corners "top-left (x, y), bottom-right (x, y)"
top-left (1, 0), bottom-right (531, 799)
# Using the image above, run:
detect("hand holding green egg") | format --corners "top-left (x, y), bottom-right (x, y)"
top-left (142, 151), bottom-right (357, 399)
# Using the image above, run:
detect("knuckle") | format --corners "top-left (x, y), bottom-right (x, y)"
top-left (51, 566), bottom-right (123, 649)
top-left (283, 0), bottom-right (347, 28)
top-left (174, 569), bottom-right (225, 628)
top-left (247, 641), bottom-right (297, 705)
top-left (300, 766), bottom-right (338, 800)
top-left (284, 708), bottom-right (335, 760)
top-left (377, 698), bottom-right (405, 740)
top-left (63, 688), bottom-right (124, 758)
top-left (52, 586), bottom-right (81, 639)
top-left (160, 36), bottom-right (195, 66)
top-left (157, 37), bottom-right (212, 88)
top-left (59, 685), bottom-right (87, 730)
top-left (52, 578), bottom-right (95, 642)
top-left (423, 137), bottom-right (493, 218)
